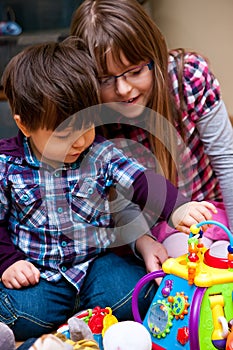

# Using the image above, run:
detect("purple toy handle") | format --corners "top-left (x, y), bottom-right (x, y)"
top-left (132, 270), bottom-right (166, 323)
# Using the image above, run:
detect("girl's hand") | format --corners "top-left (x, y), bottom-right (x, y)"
top-left (1, 260), bottom-right (40, 289)
top-left (136, 234), bottom-right (168, 285)
top-left (171, 201), bottom-right (218, 234)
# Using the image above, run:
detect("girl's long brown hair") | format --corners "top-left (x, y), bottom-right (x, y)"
top-left (70, 0), bottom-right (185, 185)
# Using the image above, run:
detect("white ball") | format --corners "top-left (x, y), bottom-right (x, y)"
top-left (103, 321), bottom-right (152, 350)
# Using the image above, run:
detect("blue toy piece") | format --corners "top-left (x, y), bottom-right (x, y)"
top-left (132, 220), bottom-right (233, 350)
top-left (0, 21), bottom-right (22, 35)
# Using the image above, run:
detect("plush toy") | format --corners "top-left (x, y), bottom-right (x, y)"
top-left (0, 322), bottom-right (15, 350)
top-left (56, 306), bottom-right (118, 350)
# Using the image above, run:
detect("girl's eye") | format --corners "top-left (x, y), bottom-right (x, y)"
top-left (128, 67), bottom-right (143, 76)
top-left (100, 76), bottom-right (115, 86)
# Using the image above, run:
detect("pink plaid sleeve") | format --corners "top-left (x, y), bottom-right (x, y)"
top-left (169, 51), bottom-right (221, 121)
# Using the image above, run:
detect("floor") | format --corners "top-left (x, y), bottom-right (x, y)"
top-left (16, 342), bottom-right (23, 349)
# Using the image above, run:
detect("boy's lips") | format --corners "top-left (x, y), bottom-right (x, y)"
top-left (70, 152), bottom-right (81, 157)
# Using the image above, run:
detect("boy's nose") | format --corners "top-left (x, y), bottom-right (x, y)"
top-left (72, 135), bottom-right (85, 148)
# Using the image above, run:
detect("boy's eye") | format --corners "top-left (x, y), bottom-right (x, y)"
top-left (56, 133), bottom-right (71, 140)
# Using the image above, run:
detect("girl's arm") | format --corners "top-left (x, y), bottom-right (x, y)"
top-left (196, 100), bottom-right (233, 232)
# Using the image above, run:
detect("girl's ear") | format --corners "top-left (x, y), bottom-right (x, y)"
top-left (14, 115), bottom-right (31, 137)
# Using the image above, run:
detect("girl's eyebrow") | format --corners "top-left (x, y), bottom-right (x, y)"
top-left (101, 63), bottom-right (142, 78)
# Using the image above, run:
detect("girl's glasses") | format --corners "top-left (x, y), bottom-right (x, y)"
top-left (99, 60), bottom-right (154, 91)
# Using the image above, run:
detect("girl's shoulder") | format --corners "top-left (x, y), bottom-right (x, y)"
top-left (168, 49), bottom-right (221, 118)
top-left (168, 49), bottom-right (215, 85)
top-left (169, 49), bottom-right (209, 69)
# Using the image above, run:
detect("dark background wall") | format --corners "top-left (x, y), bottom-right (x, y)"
top-left (0, 0), bottom-right (84, 32)
top-left (0, 0), bottom-right (84, 138)
top-left (0, 0), bottom-right (147, 139)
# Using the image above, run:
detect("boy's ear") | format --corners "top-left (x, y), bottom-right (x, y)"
top-left (14, 115), bottom-right (31, 137)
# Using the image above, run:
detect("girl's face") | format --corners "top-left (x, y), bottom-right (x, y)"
top-left (99, 51), bottom-right (153, 118)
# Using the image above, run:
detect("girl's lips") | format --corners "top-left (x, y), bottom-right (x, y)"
top-left (121, 95), bottom-right (140, 104)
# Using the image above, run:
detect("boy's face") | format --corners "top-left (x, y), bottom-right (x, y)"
top-left (30, 125), bottom-right (95, 167)
top-left (14, 115), bottom-right (95, 167)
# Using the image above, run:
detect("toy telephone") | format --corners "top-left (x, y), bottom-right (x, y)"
top-left (132, 220), bottom-right (233, 350)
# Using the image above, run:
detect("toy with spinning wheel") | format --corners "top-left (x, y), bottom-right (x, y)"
top-left (132, 220), bottom-right (233, 350)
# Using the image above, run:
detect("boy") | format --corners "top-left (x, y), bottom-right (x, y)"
top-left (0, 39), bottom-right (216, 340)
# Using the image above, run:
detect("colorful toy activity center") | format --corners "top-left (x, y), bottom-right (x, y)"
top-left (132, 220), bottom-right (233, 350)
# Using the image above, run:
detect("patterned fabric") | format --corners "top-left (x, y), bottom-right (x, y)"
top-left (0, 135), bottom-right (146, 291)
top-left (100, 51), bottom-right (222, 202)
top-left (28, 334), bottom-right (100, 350)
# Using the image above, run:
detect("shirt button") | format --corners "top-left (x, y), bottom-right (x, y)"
top-left (88, 187), bottom-right (94, 195)
top-left (61, 266), bottom-right (67, 272)
top-left (58, 207), bottom-right (63, 213)
top-left (61, 241), bottom-right (67, 247)
top-left (22, 194), bottom-right (29, 201)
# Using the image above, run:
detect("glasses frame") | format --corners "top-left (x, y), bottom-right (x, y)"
top-left (99, 60), bottom-right (154, 90)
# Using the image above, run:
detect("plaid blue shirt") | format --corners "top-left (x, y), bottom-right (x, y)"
top-left (0, 134), bottom-right (147, 291)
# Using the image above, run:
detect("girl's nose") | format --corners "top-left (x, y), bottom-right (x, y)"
top-left (115, 76), bottom-right (132, 95)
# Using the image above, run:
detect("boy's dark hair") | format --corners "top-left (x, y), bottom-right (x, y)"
top-left (1, 38), bottom-right (100, 131)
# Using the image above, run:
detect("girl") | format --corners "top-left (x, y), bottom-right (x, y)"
top-left (70, 0), bottom-right (233, 258)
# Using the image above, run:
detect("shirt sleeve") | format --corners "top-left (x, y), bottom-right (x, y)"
top-left (169, 51), bottom-right (221, 119)
top-left (116, 169), bottom-right (188, 228)
top-left (0, 221), bottom-right (26, 276)
top-left (0, 159), bottom-right (26, 276)
top-left (182, 52), bottom-right (221, 119)
top-left (110, 189), bottom-right (151, 244)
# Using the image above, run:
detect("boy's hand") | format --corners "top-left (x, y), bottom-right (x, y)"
top-left (136, 235), bottom-right (168, 285)
top-left (171, 201), bottom-right (217, 234)
top-left (1, 260), bottom-right (40, 289)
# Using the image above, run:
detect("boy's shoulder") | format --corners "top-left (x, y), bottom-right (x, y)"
top-left (0, 131), bottom-right (24, 157)
top-left (93, 134), bottom-right (115, 150)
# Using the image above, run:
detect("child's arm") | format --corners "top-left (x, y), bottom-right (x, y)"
top-left (135, 235), bottom-right (168, 285)
top-left (0, 222), bottom-right (25, 275)
top-left (111, 191), bottom-right (168, 282)
top-left (0, 222), bottom-right (40, 289)
top-left (127, 170), bottom-right (217, 231)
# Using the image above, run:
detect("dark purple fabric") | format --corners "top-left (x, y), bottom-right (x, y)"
top-left (0, 221), bottom-right (26, 275)
top-left (0, 131), bottom-right (24, 157)
top-left (132, 170), bottom-right (188, 225)
top-left (0, 131), bottom-right (26, 275)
